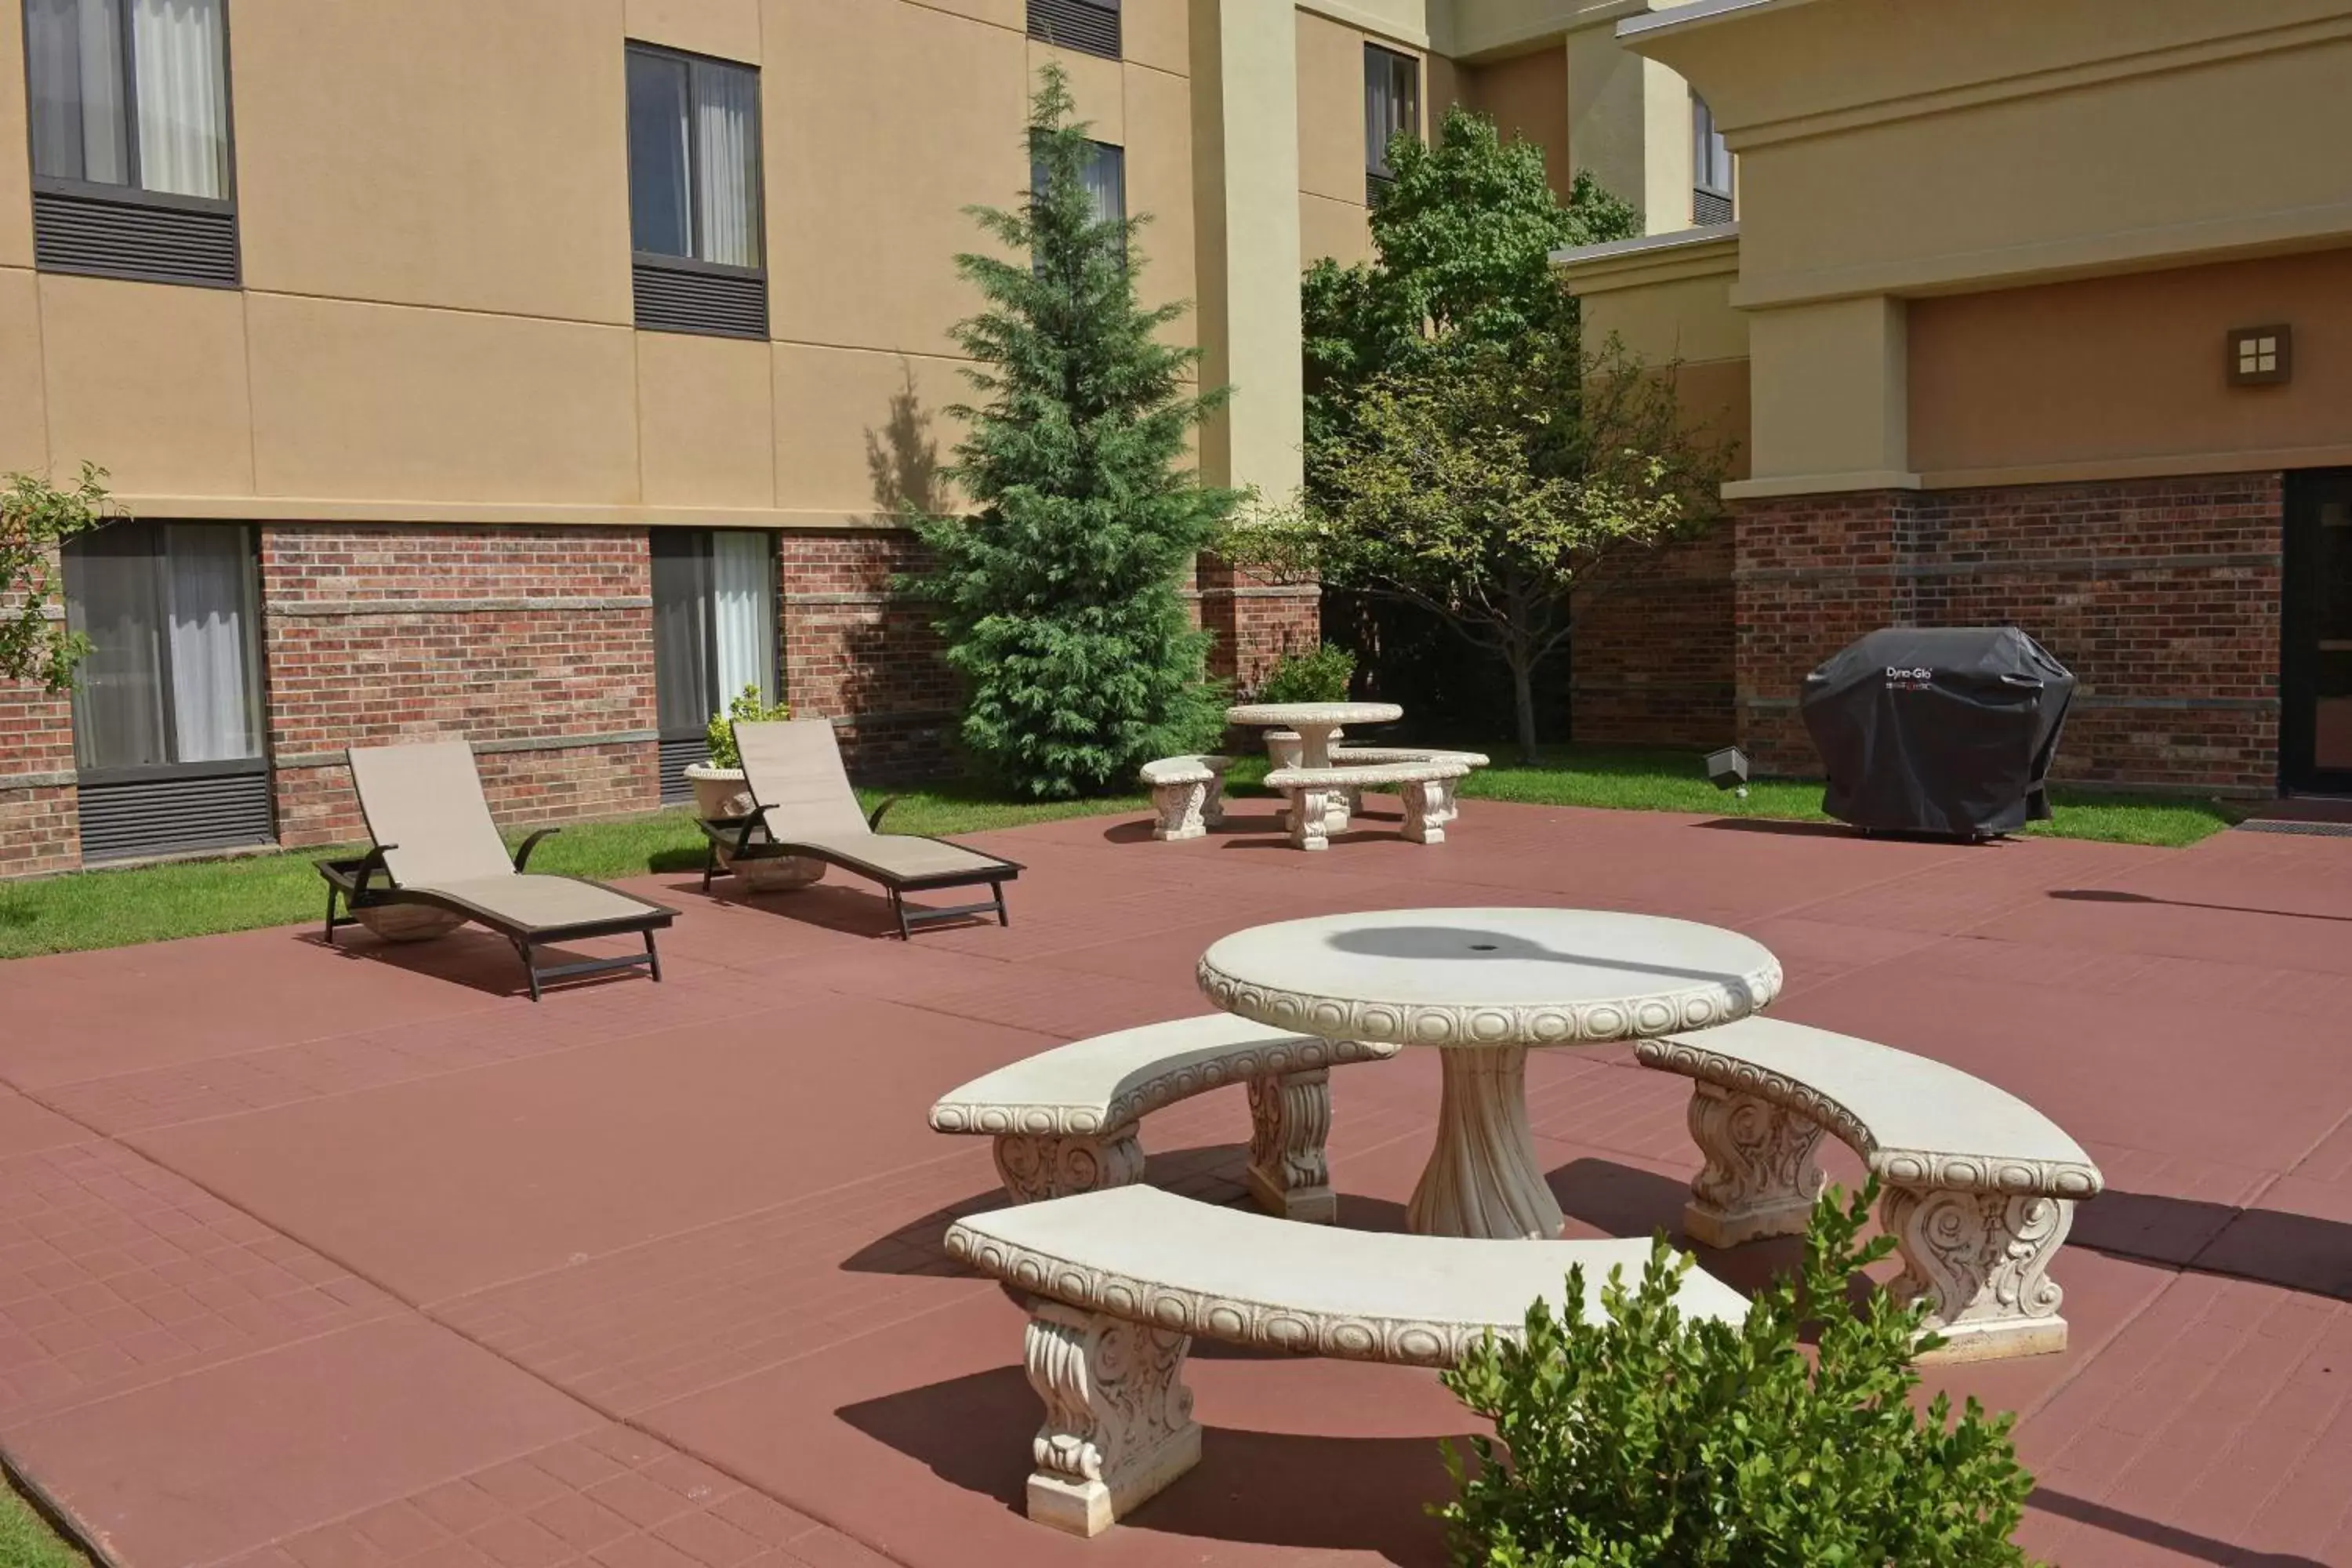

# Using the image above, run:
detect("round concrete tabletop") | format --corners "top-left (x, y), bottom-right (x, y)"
top-left (1196, 907), bottom-right (1783, 1049)
top-left (1223, 701), bottom-right (1403, 728)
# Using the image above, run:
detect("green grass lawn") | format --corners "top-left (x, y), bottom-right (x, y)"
top-left (0, 1479), bottom-right (86, 1568)
top-left (0, 750), bottom-right (2238, 961)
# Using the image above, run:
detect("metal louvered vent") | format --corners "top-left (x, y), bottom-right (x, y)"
top-left (33, 189), bottom-right (239, 287)
top-left (1693, 189), bottom-right (1733, 226)
top-left (1367, 172), bottom-right (1396, 209)
top-left (633, 260), bottom-right (768, 339)
top-left (659, 735), bottom-right (710, 806)
top-left (77, 766), bottom-right (274, 862)
top-left (1028, 0), bottom-right (1120, 57)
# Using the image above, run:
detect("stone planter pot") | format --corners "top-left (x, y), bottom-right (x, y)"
top-left (353, 903), bottom-right (466, 942)
top-left (684, 763), bottom-right (824, 891)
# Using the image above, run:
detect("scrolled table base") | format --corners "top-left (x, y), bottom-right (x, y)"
top-left (1406, 1045), bottom-right (1565, 1240)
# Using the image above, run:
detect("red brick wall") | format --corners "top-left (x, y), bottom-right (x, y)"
top-left (1196, 555), bottom-right (1320, 695)
top-left (779, 531), bottom-right (956, 781)
top-left (1733, 474), bottom-right (2282, 792)
top-left (261, 524), bottom-right (659, 847)
top-left (0, 557), bottom-right (81, 876)
top-left (1569, 526), bottom-right (1736, 747)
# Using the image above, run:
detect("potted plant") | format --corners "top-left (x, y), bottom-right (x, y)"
top-left (682, 687), bottom-right (822, 891)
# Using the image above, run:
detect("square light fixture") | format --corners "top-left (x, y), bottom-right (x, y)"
top-left (2228, 324), bottom-right (2292, 386)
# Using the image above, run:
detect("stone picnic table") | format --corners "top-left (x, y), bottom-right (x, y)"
top-left (1197, 907), bottom-right (1784, 1240)
top-left (1225, 701), bottom-right (1403, 831)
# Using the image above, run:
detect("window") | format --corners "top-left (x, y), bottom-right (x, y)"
top-left (62, 522), bottom-right (272, 859)
top-left (1026, 0), bottom-right (1119, 60)
top-left (1364, 45), bottom-right (1420, 207)
top-left (21, 0), bottom-right (238, 286)
top-left (1693, 93), bottom-right (1733, 226)
top-left (1032, 140), bottom-right (1127, 225)
top-left (626, 44), bottom-right (766, 339)
top-left (651, 529), bottom-right (779, 800)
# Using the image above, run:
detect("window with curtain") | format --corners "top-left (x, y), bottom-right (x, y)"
top-left (1693, 93), bottom-right (1733, 225)
top-left (22, 0), bottom-right (238, 285)
top-left (1363, 45), bottom-right (1420, 207)
top-left (63, 521), bottom-right (262, 772)
top-left (652, 530), bottom-right (779, 799)
top-left (626, 43), bottom-right (768, 338)
top-left (1030, 140), bottom-right (1126, 225)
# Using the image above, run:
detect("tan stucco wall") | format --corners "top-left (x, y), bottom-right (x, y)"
top-left (1461, 46), bottom-right (1570, 202)
top-left (1632, 0), bottom-right (2352, 308)
top-left (0, 0), bottom-right (1234, 528)
top-left (1563, 230), bottom-right (1749, 477)
top-left (1613, 0), bottom-right (2352, 495)
top-left (1909, 249), bottom-right (2352, 485)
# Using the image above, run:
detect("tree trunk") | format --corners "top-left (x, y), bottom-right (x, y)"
top-left (1508, 652), bottom-right (1539, 765)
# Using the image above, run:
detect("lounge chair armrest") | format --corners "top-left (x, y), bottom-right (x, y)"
top-left (732, 804), bottom-right (777, 856)
top-left (512, 827), bottom-right (562, 872)
top-left (866, 795), bottom-right (902, 832)
top-left (354, 844), bottom-right (397, 896)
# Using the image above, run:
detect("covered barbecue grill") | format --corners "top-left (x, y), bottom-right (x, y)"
top-left (1800, 627), bottom-right (2075, 839)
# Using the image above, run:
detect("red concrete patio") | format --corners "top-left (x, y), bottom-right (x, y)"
top-left (0, 794), bottom-right (2347, 1568)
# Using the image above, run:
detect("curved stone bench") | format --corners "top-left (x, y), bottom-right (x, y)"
top-left (946, 1183), bottom-right (1750, 1536)
top-left (1329, 745), bottom-right (1489, 829)
top-left (1265, 759), bottom-right (1471, 850)
top-left (1634, 1015), bottom-right (2103, 1361)
top-left (1137, 754), bottom-right (1231, 841)
top-left (930, 1014), bottom-right (1399, 1223)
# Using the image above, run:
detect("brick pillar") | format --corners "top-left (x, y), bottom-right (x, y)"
top-left (1196, 554), bottom-right (1319, 695)
top-left (260, 524), bottom-right (660, 847)
top-left (0, 555), bottom-right (82, 877)
top-left (777, 529), bottom-right (956, 782)
top-left (0, 678), bottom-right (78, 877)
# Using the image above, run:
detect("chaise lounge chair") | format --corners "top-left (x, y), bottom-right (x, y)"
top-left (695, 719), bottom-right (1021, 938)
top-left (318, 739), bottom-right (677, 1000)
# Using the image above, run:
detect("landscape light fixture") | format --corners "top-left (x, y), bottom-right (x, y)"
top-left (1705, 746), bottom-right (1750, 799)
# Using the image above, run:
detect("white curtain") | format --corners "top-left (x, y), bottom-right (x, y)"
top-left (1080, 143), bottom-right (1124, 226)
top-left (163, 524), bottom-right (258, 763)
top-left (25, 0), bottom-right (129, 184)
top-left (691, 64), bottom-right (760, 267)
top-left (131, 0), bottom-right (228, 198)
top-left (710, 532), bottom-right (775, 707)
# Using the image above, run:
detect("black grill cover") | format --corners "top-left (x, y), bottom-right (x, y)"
top-left (1801, 627), bottom-right (2075, 838)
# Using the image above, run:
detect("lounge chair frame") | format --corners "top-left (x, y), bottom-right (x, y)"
top-left (318, 827), bottom-right (675, 1000)
top-left (694, 796), bottom-right (1019, 939)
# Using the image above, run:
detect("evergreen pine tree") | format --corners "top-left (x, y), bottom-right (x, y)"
top-left (913, 65), bottom-right (1234, 798)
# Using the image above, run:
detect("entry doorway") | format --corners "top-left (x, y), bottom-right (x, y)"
top-left (2281, 470), bottom-right (2352, 793)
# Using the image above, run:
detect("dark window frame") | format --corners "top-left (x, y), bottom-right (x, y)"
top-left (625, 40), bottom-right (768, 338)
top-left (1364, 42), bottom-right (1420, 207)
top-left (650, 527), bottom-right (782, 745)
top-left (20, 0), bottom-right (240, 216)
top-left (1692, 91), bottom-right (1733, 223)
top-left (61, 518), bottom-right (267, 779)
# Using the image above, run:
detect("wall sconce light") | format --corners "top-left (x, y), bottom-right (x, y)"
top-left (2227, 325), bottom-right (2292, 387)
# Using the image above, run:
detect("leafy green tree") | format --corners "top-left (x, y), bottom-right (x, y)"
top-left (1439, 1181), bottom-right (2041, 1567)
top-left (911, 65), bottom-right (1233, 797)
top-left (1302, 107), bottom-right (1638, 460)
top-left (2, 464), bottom-right (114, 692)
top-left (1230, 339), bottom-right (1726, 762)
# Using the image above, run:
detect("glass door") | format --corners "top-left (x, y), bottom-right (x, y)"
top-left (2281, 470), bottom-right (2352, 793)
top-left (650, 528), bottom-right (778, 801)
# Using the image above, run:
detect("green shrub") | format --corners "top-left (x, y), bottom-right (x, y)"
top-left (1439, 1180), bottom-right (2040, 1567)
top-left (704, 684), bottom-right (792, 770)
top-left (1255, 643), bottom-right (1357, 705)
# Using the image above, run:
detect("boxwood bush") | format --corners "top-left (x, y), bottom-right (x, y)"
top-left (1439, 1180), bottom-right (2041, 1566)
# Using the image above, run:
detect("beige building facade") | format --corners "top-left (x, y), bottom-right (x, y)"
top-left (1558, 0), bottom-right (2352, 797)
top-left (1, 0), bottom-right (1717, 874)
